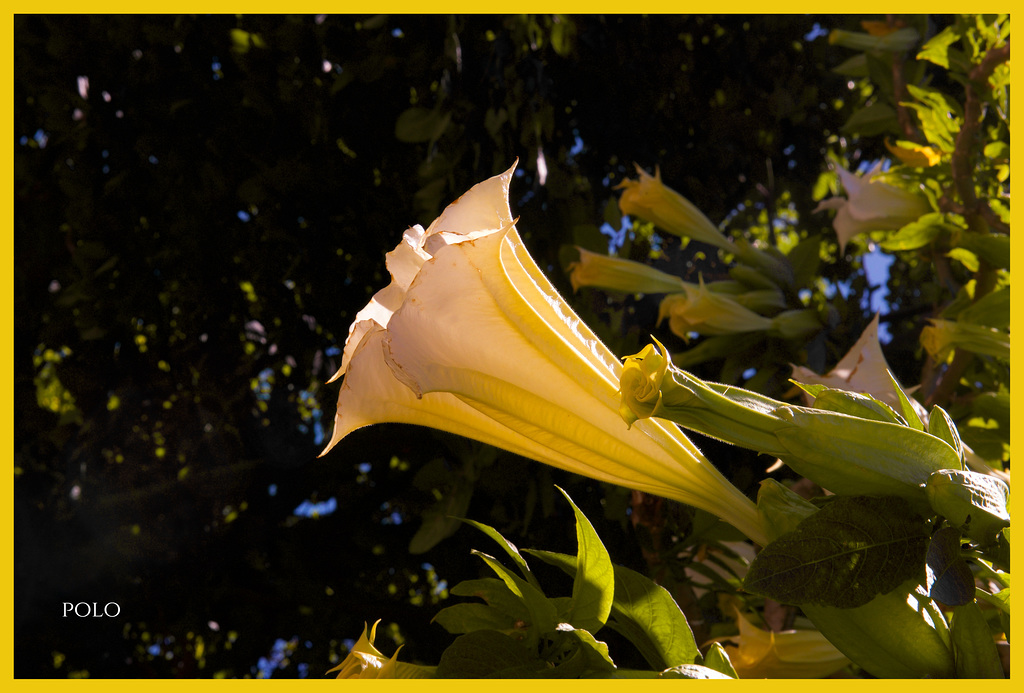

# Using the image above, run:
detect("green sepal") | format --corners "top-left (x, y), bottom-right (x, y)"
top-left (924, 469), bottom-right (1010, 544)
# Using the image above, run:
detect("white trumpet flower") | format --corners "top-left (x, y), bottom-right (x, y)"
top-left (322, 163), bottom-right (767, 545)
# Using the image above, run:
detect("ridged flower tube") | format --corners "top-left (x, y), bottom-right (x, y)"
top-left (323, 163), bottom-right (768, 546)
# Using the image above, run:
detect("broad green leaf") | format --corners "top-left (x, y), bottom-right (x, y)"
top-left (950, 602), bottom-right (1005, 678)
top-left (925, 526), bottom-right (975, 606)
top-left (831, 53), bottom-right (868, 77)
top-left (394, 106), bottom-right (451, 143)
top-left (435, 629), bottom-right (546, 678)
top-left (841, 102), bottom-right (899, 137)
top-left (955, 233), bottom-right (1010, 270)
top-left (432, 578), bottom-right (531, 635)
top-left (556, 486), bottom-right (614, 633)
top-left (879, 213), bottom-right (953, 251)
top-left (957, 286), bottom-right (1010, 329)
top-left (947, 247), bottom-right (980, 272)
top-left (460, 518), bottom-right (541, 591)
top-left (786, 234), bottom-right (822, 289)
top-left (917, 25), bottom-right (961, 68)
top-left (409, 476), bottom-right (473, 554)
top-left (472, 551), bottom-right (557, 642)
top-left (558, 627), bottom-right (617, 673)
top-left (743, 496), bottom-right (930, 608)
top-left (525, 549), bottom-right (701, 670)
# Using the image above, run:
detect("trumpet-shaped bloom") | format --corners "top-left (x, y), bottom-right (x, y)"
top-left (814, 163), bottom-right (930, 254)
top-left (617, 165), bottom-right (737, 252)
top-left (790, 314), bottom-right (907, 409)
top-left (567, 246), bottom-right (687, 294)
top-left (920, 318), bottom-right (1011, 363)
top-left (658, 279), bottom-right (774, 341)
top-left (828, 26), bottom-right (919, 52)
top-left (658, 280), bottom-right (819, 342)
top-left (328, 621), bottom-right (435, 678)
top-left (715, 610), bottom-right (849, 679)
top-left (323, 163), bottom-right (768, 546)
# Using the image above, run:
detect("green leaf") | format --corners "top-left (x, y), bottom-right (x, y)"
top-left (473, 551), bottom-right (558, 641)
top-left (743, 496), bottom-right (930, 608)
top-left (432, 578), bottom-right (531, 635)
top-left (555, 486), bottom-right (614, 633)
top-left (926, 406), bottom-right (965, 466)
top-left (659, 664), bottom-right (734, 679)
top-left (887, 370), bottom-right (925, 430)
top-left (394, 106), bottom-right (451, 143)
top-left (950, 602), bottom-right (1005, 678)
top-left (811, 387), bottom-right (905, 425)
top-left (435, 629), bottom-right (546, 678)
top-left (957, 286), bottom-right (1010, 329)
top-left (925, 526), bottom-right (975, 606)
top-left (558, 627), bottom-right (617, 673)
top-left (460, 518), bottom-right (542, 592)
top-left (955, 233), bottom-right (1010, 270)
top-left (831, 53), bottom-right (868, 77)
top-left (409, 476), bottom-right (474, 554)
top-left (947, 247), bottom-right (980, 272)
top-left (917, 25), bottom-right (962, 68)
top-left (701, 642), bottom-right (738, 678)
top-left (786, 234), bottom-right (821, 289)
top-left (525, 549), bottom-right (701, 670)
top-left (879, 213), bottom-right (953, 251)
top-left (841, 102), bottom-right (899, 137)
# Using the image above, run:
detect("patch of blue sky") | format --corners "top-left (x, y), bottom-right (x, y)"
top-left (293, 496), bottom-right (337, 518)
top-left (861, 246), bottom-right (895, 343)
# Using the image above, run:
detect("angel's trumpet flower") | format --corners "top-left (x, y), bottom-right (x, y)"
top-left (327, 620), bottom-right (435, 679)
top-left (322, 163), bottom-right (768, 545)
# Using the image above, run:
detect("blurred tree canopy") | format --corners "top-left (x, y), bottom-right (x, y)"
top-left (14, 14), bottom-right (940, 677)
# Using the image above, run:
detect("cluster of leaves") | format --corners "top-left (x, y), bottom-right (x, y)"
top-left (429, 488), bottom-right (734, 678)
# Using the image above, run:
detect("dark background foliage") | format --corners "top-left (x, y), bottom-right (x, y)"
top-left (15, 14), bottom-right (906, 677)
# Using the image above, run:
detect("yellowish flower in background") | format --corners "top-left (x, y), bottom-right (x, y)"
top-left (716, 610), bottom-right (849, 679)
top-left (567, 246), bottom-right (687, 294)
top-left (328, 621), bottom-right (435, 679)
top-left (323, 163), bottom-right (769, 546)
top-left (658, 279), bottom-right (774, 341)
top-left (790, 314), bottom-right (908, 410)
top-left (885, 139), bottom-right (942, 167)
top-left (920, 318), bottom-right (1011, 363)
top-left (617, 165), bottom-right (737, 252)
top-left (828, 26), bottom-right (919, 52)
top-left (814, 163), bottom-right (930, 254)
